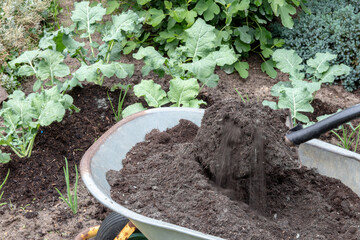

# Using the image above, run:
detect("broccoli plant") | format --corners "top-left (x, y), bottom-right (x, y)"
top-left (122, 79), bottom-right (206, 118)
top-left (9, 1), bottom-right (143, 89)
top-left (0, 87), bottom-right (78, 163)
top-left (263, 49), bottom-right (350, 125)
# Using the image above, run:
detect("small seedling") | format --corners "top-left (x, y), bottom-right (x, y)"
top-left (0, 169), bottom-right (10, 207)
top-left (55, 158), bottom-right (78, 214)
top-left (332, 123), bottom-right (360, 152)
top-left (107, 83), bottom-right (131, 122)
top-left (234, 88), bottom-right (250, 103)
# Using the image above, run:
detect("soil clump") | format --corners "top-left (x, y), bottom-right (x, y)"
top-left (108, 99), bottom-right (360, 239)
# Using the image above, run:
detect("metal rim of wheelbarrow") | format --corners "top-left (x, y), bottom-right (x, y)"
top-left (80, 107), bottom-right (224, 240)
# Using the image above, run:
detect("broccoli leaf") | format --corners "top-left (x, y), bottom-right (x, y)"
top-left (36, 50), bottom-right (70, 81)
top-left (278, 87), bottom-right (314, 123)
top-left (74, 61), bottom-right (116, 83)
top-left (133, 47), bottom-right (166, 75)
top-left (71, 1), bottom-right (106, 38)
top-left (168, 78), bottom-right (205, 107)
top-left (306, 52), bottom-right (337, 77)
top-left (184, 18), bottom-right (216, 59)
top-left (133, 80), bottom-right (169, 107)
top-left (320, 64), bottom-right (351, 84)
top-left (122, 103), bottom-right (147, 118)
top-left (102, 10), bottom-right (142, 42)
top-left (272, 49), bottom-right (304, 81)
top-left (0, 151), bottom-right (11, 164)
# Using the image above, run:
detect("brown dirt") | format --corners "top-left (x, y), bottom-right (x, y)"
top-left (108, 100), bottom-right (360, 240)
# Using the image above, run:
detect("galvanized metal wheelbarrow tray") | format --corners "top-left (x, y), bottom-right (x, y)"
top-left (80, 108), bottom-right (360, 240)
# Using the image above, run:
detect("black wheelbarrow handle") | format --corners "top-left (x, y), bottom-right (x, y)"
top-left (285, 104), bottom-right (360, 146)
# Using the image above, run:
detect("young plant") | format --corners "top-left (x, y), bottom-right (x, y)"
top-left (263, 49), bottom-right (350, 125)
top-left (122, 79), bottom-right (206, 118)
top-left (133, 18), bottom-right (238, 88)
top-left (0, 87), bottom-right (78, 162)
top-left (234, 88), bottom-right (250, 103)
top-left (55, 158), bottom-right (78, 215)
top-left (0, 169), bottom-right (10, 207)
top-left (8, 49), bottom-right (70, 91)
top-left (107, 83), bottom-right (131, 122)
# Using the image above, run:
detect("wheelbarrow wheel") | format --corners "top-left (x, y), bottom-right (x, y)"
top-left (95, 212), bottom-right (129, 240)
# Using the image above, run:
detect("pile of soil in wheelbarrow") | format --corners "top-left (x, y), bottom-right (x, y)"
top-left (107, 99), bottom-right (360, 239)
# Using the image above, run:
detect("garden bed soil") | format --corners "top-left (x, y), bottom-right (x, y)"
top-left (107, 100), bottom-right (360, 240)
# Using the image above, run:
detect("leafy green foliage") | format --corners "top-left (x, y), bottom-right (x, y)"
top-left (122, 79), bottom-right (206, 118)
top-left (134, 19), bottom-right (238, 88)
top-left (272, 0), bottom-right (360, 91)
top-left (9, 49), bottom-right (70, 91)
top-left (263, 49), bottom-right (350, 124)
top-left (0, 87), bottom-right (77, 162)
top-left (125, 0), bottom-right (307, 79)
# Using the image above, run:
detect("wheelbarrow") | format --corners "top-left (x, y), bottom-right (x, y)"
top-left (79, 106), bottom-right (360, 239)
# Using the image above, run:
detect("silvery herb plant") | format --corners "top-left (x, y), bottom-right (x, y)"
top-left (122, 79), bottom-right (206, 118)
top-left (0, 87), bottom-right (78, 163)
top-left (263, 49), bottom-right (350, 125)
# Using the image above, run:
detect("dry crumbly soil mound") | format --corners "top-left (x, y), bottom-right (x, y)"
top-left (108, 99), bottom-right (360, 240)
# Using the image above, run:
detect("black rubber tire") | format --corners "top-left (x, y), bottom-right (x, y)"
top-left (95, 212), bottom-right (129, 240)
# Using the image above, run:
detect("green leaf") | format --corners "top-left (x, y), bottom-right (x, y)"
top-left (71, 1), bottom-right (106, 37)
top-left (209, 45), bottom-right (238, 66)
top-left (234, 61), bottom-right (249, 79)
top-left (0, 151), bottom-right (11, 164)
top-left (168, 78), bottom-right (202, 107)
top-left (133, 47), bottom-right (166, 74)
top-left (38, 101), bottom-right (66, 126)
top-left (182, 56), bottom-right (216, 81)
top-left (291, 80), bottom-right (321, 94)
top-left (74, 61), bottom-right (115, 83)
top-left (184, 18), bottom-right (216, 59)
top-left (102, 10), bottom-right (142, 42)
top-left (112, 62), bottom-right (134, 79)
top-left (234, 26), bottom-right (253, 44)
top-left (185, 10), bottom-right (197, 26)
top-left (272, 49), bottom-right (304, 81)
top-left (122, 103), bottom-right (147, 118)
top-left (237, 0), bottom-right (250, 11)
top-left (320, 64), bottom-right (351, 84)
top-left (133, 80), bottom-right (169, 107)
top-left (262, 100), bottom-right (279, 110)
top-left (254, 0), bottom-right (262, 7)
top-left (147, 8), bottom-right (166, 27)
top-left (203, 1), bottom-right (220, 21)
top-left (137, 0), bottom-right (152, 5)
top-left (106, 0), bottom-right (120, 15)
top-left (36, 50), bottom-right (70, 81)
top-left (306, 52), bottom-right (337, 76)
top-left (261, 60), bottom-right (277, 79)
top-left (278, 3), bottom-right (296, 29)
top-left (278, 87), bottom-right (314, 123)
top-left (261, 48), bottom-right (273, 58)
top-left (9, 50), bottom-right (40, 70)
top-left (270, 81), bottom-right (292, 96)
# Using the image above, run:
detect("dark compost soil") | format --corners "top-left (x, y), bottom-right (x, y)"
top-left (107, 100), bottom-right (360, 240)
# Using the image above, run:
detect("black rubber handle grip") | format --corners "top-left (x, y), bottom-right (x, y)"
top-left (285, 104), bottom-right (360, 145)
